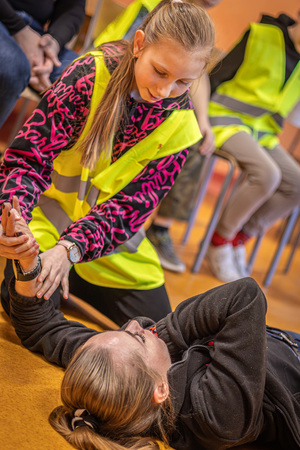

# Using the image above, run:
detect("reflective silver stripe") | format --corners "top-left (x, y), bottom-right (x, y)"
top-left (37, 195), bottom-right (72, 235)
top-left (37, 195), bottom-right (146, 254)
top-left (51, 170), bottom-right (91, 196)
top-left (78, 179), bottom-right (90, 201)
top-left (212, 93), bottom-right (270, 116)
top-left (113, 227), bottom-right (146, 254)
top-left (271, 112), bottom-right (283, 128)
top-left (211, 93), bottom-right (283, 127)
top-left (209, 116), bottom-right (244, 127)
top-left (86, 185), bottom-right (99, 208)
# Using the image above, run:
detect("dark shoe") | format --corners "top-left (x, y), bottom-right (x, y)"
top-left (146, 227), bottom-right (186, 273)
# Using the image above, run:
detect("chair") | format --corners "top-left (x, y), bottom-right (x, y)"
top-left (179, 149), bottom-right (243, 274)
top-left (247, 207), bottom-right (300, 287)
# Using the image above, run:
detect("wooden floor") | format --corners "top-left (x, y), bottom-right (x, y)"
top-left (163, 194), bottom-right (300, 334)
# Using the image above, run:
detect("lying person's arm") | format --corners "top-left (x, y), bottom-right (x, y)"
top-left (4, 200), bottom-right (99, 368)
top-left (9, 278), bottom-right (99, 368)
top-left (156, 277), bottom-right (267, 447)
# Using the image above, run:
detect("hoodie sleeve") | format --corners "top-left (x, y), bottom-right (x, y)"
top-left (8, 276), bottom-right (99, 368)
top-left (157, 278), bottom-right (267, 447)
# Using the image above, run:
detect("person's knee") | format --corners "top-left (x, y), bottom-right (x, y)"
top-left (255, 162), bottom-right (281, 197)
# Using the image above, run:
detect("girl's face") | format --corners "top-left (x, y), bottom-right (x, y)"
top-left (133, 30), bottom-right (208, 103)
top-left (87, 320), bottom-right (172, 379)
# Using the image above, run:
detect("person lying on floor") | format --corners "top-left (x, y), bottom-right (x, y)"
top-left (2, 198), bottom-right (300, 450)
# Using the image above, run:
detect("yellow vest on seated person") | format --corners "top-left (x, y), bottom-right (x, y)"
top-left (209, 22), bottom-right (300, 150)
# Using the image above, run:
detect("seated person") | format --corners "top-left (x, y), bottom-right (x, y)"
top-left (0, 0), bottom-right (85, 128)
top-left (206, 11), bottom-right (300, 282)
top-left (3, 197), bottom-right (300, 450)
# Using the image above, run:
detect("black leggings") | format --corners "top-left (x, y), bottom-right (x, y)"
top-left (1, 260), bottom-right (172, 327)
top-left (68, 267), bottom-right (172, 326)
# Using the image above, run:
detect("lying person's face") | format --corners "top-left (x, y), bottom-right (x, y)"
top-left (86, 320), bottom-right (172, 379)
top-left (133, 31), bottom-right (207, 103)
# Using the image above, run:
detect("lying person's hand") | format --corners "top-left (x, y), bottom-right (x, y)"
top-left (0, 197), bottom-right (39, 265)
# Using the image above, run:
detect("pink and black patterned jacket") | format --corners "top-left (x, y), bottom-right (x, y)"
top-left (0, 43), bottom-right (194, 262)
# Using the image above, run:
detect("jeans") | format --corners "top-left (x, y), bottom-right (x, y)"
top-left (0, 12), bottom-right (78, 128)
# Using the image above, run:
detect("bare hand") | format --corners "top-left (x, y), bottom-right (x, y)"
top-left (198, 125), bottom-right (216, 157)
top-left (29, 34), bottom-right (61, 91)
top-left (39, 34), bottom-right (61, 67)
top-left (0, 198), bottom-right (39, 266)
top-left (13, 26), bottom-right (44, 71)
top-left (30, 57), bottom-right (53, 91)
top-left (37, 246), bottom-right (71, 300)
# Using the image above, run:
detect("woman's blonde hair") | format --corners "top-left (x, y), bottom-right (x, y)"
top-left (49, 343), bottom-right (174, 449)
top-left (78, 0), bottom-right (215, 170)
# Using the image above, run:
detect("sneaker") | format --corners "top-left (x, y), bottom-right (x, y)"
top-left (146, 227), bottom-right (186, 273)
top-left (233, 245), bottom-right (249, 277)
top-left (206, 243), bottom-right (241, 282)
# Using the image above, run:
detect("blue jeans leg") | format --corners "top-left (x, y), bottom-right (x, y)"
top-left (0, 22), bottom-right (31, 128)
top-left (50, 47), bottom-right (78, 84)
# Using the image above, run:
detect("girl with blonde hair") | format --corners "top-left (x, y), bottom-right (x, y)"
top-left (0, 0), bottom-right (215, 325)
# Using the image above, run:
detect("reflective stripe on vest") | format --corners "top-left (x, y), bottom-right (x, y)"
top-left (211, 93), bottom-right (284, 127)
top-left (37, 195), bottom-right (146, 254)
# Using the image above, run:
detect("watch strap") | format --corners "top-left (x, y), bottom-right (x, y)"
top-left (13, 255), bottom-right (42, 282)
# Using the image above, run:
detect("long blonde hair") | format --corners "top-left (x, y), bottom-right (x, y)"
top-left (49, 344), bottom-right (174, 449)
top-left (78, 0), bottom-right (215, 170)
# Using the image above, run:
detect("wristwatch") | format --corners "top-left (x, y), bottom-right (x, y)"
top-left (13, 255), bottom-right (42, 282)
top-left (56, 241), bottom-right (81, 264)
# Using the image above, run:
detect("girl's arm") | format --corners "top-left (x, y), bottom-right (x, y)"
top-left (157, 278), bottom-right (267, 445)
top-left (0, 54), bottom-right (95, 223)
top-left (3, 202), bottom-right (98, 368)
top-left (190, 73), bottom-right (215, 157)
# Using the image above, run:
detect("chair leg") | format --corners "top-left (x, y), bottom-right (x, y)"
top-left (247, 233), bottom-right (264, 275)
top-left (283, 230), bottom-right (300, 274)
top-left (192, 159), bottom-right (235, 273)
top-left (181, 156), bottom-right (216, 245)
top-left (263, 207), bottom-right (300, 287)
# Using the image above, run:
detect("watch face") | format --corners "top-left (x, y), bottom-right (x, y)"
top-left (69, 245), bottom-right (81, 263)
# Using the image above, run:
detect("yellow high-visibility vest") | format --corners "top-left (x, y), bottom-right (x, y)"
top-left (209, 22), bottom-right (300, 149)
top-left (30, 50), bottom-right (201, 289)
top-left (94, 0), bottom-right (161, 47)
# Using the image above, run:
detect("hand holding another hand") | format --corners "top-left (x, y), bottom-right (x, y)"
top-left (29, 34), bottom-right (61, 91)
top-left (0, 197), bottom-right (39, 270)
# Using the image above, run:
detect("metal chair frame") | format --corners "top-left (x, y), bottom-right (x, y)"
top-left (180, 149), bottom-right (243, 274)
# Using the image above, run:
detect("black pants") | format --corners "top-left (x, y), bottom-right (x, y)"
top-left (68, 267), bottom-right (172, 326)
top-left (1, 260), bottom-right (172, 327)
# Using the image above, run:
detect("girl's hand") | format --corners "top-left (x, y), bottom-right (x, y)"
top-left (37, 246), bottom-right (71, 300)
top-left (198, 123), bottom-right (215, 157)
top-left (0, 199), bottom-right (39, 265)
